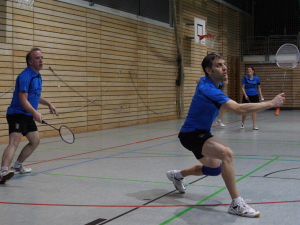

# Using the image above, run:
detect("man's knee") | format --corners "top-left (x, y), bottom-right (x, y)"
top-left (29, 138), bottom-right (40, 147)
top-left (221, 147), bottom-right (234, 162)
top-left (202, 164), bottom-right (222, 176)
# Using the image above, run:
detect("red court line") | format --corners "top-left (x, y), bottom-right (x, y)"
top-left (24, 133), bottom-right (178, 167)
top-left (0, 200), bottom-right (300, 207)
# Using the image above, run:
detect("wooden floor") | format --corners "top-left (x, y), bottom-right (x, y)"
top-left (1, 110), bottom-right (300, 225)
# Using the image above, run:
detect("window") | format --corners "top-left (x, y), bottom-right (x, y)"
top-left (57, 0), bottom-right (172, 28)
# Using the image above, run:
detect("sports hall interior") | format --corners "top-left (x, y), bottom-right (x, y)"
top-left (1, 0), bottom-right (299, 143)
top-left (1, 1), bottom-right (300, 225)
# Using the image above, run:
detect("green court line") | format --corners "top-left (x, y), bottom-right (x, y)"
top-left (159, 156), bottom-right (280, 225)
top-left (41, 173), bottom-right (225, 188)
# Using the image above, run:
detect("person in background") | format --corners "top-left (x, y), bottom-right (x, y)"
top-left (241, 67), bottom-right (264, 130)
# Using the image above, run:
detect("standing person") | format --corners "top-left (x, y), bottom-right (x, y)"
top-left (166, 54), bottom-right (284, 217)
top-left (241, 67), bottom-right (264, 130)
top-left (0, 48), bottom-right (59, 184)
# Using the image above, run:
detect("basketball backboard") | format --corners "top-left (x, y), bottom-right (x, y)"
top-left (194, 18), bottom-right (206, 44)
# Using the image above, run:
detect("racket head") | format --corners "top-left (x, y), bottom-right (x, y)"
top-left (59, 125), bottom-right (75, 144)
top-left (275, 43), bottom-right (300, 70)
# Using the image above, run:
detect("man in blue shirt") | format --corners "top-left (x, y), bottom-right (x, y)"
top-left (167, 54), bottom-right (285, 217)
top-left (0, 48), bottom-right (59, 184)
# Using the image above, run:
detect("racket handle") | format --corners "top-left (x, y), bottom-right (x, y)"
top-left (274, 107), bottom-right (280, 115)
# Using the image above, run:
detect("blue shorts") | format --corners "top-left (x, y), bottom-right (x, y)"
top-left (178, 130), bottom-right (213, 159)
top-left (6, 114), bottom-right (37, 136)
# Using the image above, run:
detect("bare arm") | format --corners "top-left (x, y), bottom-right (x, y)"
top-left (258, 85), bottom-right (264, 100)
top-left (220, 76), bottom-right (228, 92)
top-left (221, 93), bottom-right (285, 115)
top-left (241, 84), bottom-right (248, 100)
top-left (19, 91), bottom-right (43, 123)
top-left (40, 96), bottom-right (59, 116)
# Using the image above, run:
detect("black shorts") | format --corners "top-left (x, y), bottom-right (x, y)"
top-left (178, 130), bottom-right (213, 159)
top-left (6, 114), bottom-right (37, 136)
top-left (242, 94), bottom-right (259, 103)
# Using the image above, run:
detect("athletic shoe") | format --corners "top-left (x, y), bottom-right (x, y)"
top-left (166, 170), bottom-right (187, 193)
top-left (11, 166), bottom-right (32, 174)
top-left (228, 198), bottom-right (260, 218)
top-left (240, 123), bottom-right (244, 129)
top-left (253, 125), bottom-right (259, 130)
top-left (216, 120), bottom-right (225, 127)
top-left (0, 170), bottom-right (14, 183)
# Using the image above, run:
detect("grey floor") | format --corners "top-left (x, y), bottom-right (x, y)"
top-left (1, 110), bottom-right (300, 225)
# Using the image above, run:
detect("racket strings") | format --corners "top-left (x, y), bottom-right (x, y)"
top-left (276, 44), bottom-right (300, 69)
top-left (59, 126), bottom-right (75, 144)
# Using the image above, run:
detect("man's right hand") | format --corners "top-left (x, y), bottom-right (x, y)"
top-left (33, 111), bottom-right (43, 123)
top-left (272, 93), bottom-right (285, 107)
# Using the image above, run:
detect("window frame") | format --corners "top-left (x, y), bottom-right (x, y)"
top-left (56, 0), bottom-right (173, 29)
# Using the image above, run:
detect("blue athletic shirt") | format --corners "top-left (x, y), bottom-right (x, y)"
top-left (180, 76), bottom-right (230, 133)
top-left (242, 76), bottom-right (260, 96)
top-left (7, 67), bottom-right (42, 116)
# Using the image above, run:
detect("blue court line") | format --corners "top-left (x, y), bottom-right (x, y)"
top-left (10, 139), bottom-right (179, 180)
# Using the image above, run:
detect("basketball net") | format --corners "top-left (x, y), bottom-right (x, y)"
top-left (199, 34), bottom-right (217, 48)
top-left (18, 0), bottom-right (34, 9)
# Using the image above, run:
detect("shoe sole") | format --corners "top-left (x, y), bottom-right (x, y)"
top-left (166, 172), bottom-right (186, 194)
top-left (0, 171), bottom-right (15, 183)
top-left (11, 167), bottom-right (32, 174)
top-left (13, 170), bottom-right (32, 174)
top-left (229, 212), bottom-right (260, 218)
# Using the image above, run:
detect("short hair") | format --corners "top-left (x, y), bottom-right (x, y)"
top-left (201, 54), bottom-right (224, 76)
top-left (26, 48), bottom-right (41, 66)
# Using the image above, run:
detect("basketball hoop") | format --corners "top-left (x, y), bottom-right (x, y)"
top-left (18, 0), bottom-right (34, 9)
top-left (199, 34), bottom-right (217, 48)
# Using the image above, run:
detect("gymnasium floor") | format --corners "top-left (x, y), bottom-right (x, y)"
top-left (0, 110), bottom-right (300, 225)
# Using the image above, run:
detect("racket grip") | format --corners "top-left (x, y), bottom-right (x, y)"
top-left (274, 107), bottom-right (280, 115)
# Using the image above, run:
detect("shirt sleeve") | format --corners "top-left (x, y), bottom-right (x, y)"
top-left (203, 85), bottom-right (230, 105)
top-left (17, 74), bottom-right (31, 93)
top-left (256, 76), bottom-right (261, 85)
top-left (241, 76), bottom-right (246, 84)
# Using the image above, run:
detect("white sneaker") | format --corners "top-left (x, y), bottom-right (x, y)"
top-left (240, 123), bottom-right (244, 129)
top-left (166, 170), bottom-right (186, 193)
top-left (11, 166), bottom-right (32, 174)
top-left (228, 198), bottom-right (260, 218)
top-left (0, 170), bottom-right (14, 183)
top-left (216, 120), bottom-right (225, 127)
top-left (253, 125), bottom-right (259, 130)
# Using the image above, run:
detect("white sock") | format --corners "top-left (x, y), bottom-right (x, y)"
top-left (233, 197), bottom-right (242, 205)
top-left (1, 167), bottom-right (9, 172)
top-left (175, 170), bottom-right (184, 179)
top-left (217, 119), bottom-right (221, 122)
top-left (14, 161), bottom-right (22, 169)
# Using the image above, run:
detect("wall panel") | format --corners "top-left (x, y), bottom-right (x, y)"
top-left (0, 0), bottom-right (254, 143)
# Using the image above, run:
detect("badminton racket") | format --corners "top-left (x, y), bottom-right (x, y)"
top-left (274, 43), bottom-right (300, 115)
top-left (42, 120), bottom-right (75, 144)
